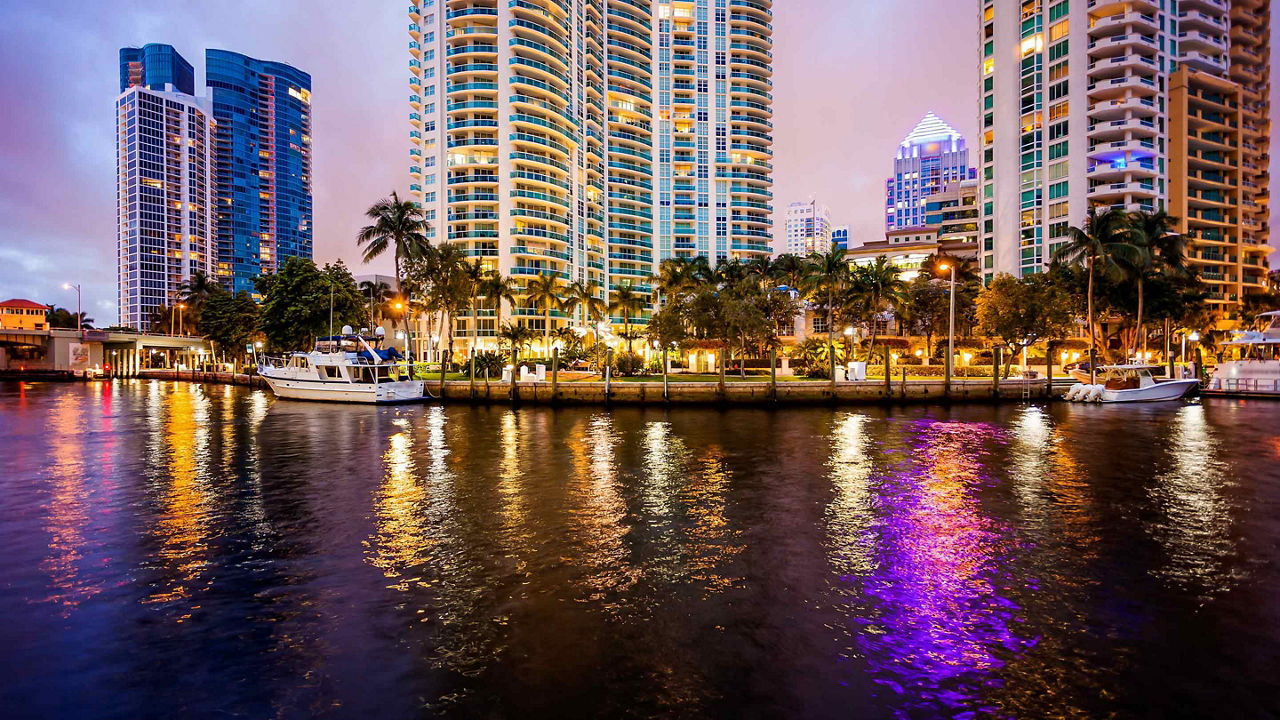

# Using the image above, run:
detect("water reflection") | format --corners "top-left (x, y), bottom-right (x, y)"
top-left (2, 383), bottom-right (1278, 720)
top-left (39, 392), bottom-right (100, 613)
top-left (1149, 404), bottom-right (1237, 597)
top-left (852, 420), bottom-right (1028, 715)
top-left (144, 384), bottom-right (214, 611)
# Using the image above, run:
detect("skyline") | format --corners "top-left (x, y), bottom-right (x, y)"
top-left (0, 0), bottom-right (1275, 321)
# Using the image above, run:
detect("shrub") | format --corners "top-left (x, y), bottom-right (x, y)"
top-left (472, 351), bottom-right (505, 378)
top-left (613, 351), bottom-right (646, 377)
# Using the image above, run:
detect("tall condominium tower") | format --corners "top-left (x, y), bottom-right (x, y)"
top-left (206, 50), bottom-right (313, 297)
top-left (407, 0), bottom-right (772, 351)
top-left (782, 198), bottom-right (832, 256)
top-left (978, 0), bottom-right (1272, 305)
top-left (115, 46), bottom-right (215, 329)
top-left (654, 0), bottom-right (774, 265)
top-left (885, 112), bottom-right (973, 232)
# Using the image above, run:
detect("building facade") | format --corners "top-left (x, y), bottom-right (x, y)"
top-left (206, 50), bottom-right (314, 297)
top-left (0, 299), bottom-right (51, 331)
top-left (924, 179), bottom-right (981, 250)
top-left (119, 44), bottom-right (195, 96)
top-left (885, 112), bottom-right (974, 232)
top-left (978, 0), bottom-right (1271, 304)
top-left (782, 198), bottom-right (832, 256)
top-left (832, 225), bottom-right (850, 250)
top-left (406, 0), bottom-right (773, 352)
top-left (115, 50), bottom-right (217, 330)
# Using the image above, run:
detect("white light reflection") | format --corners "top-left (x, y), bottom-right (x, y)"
top-left (1149, 404), bottom-right (1235, 597)
top-left (825, 413), bottom-right (876, 575)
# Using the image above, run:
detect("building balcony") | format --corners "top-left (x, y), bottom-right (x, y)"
top-left (1182, 50), bottom-right (1227, 74)
top-left (1090, 12), bottom-right (1160, 38)
top-left (1090, 95), bottom-right (1158, 121)
top-left (1088, 33), bottom-right (1159, 59)
top-left (1087, 75), bottom-right (1158, 99)
top-left (1087, 117), bottom-right (1158, 140)
top-left (1178, 29), bottom-right (1227, 55)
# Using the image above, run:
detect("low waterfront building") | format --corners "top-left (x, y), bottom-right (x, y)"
top-left (0, 299), bottom-right (51, 331)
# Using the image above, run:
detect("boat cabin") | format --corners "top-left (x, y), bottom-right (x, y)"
top-left (1100, 365), bottom-right (1161, 390)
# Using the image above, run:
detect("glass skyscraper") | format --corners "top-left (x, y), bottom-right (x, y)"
top-left (206, 50), bottom-right (313, 297)
top-left (119, 44), bottom-right (195, 96)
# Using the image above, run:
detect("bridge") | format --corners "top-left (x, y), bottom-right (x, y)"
top-left (0, 328), bottom-right (212, 377)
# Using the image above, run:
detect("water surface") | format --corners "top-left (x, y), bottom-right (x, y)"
top-left (1, 380), bottom-right (1278, 719)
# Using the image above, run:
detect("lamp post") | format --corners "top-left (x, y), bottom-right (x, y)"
top-left (843, 326), bottom-right (854, 380)
top-left (938, 262), bottom-right (957, 394)
top-left (62, 283), bottom-right (82, 335)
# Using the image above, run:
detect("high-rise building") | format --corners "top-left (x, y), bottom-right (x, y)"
top-left (119, 44), bottom-right (195, 96)
top-left (978, 0), bottom-right (1271, 303)
top-left (832, 225), bottom-right (850, 250)
top-left (407, 0), bottom-right (772, 353)
top-left (654, 0), bottom-right (774, 265)
top-left (782, 198), bottom-right (832, 256)
top-left (206, 50), bottom-right (313, 297)
top-left (115, 46), bottom-right (216, 330)
top-left (885, 112), bottom-right (974, 232)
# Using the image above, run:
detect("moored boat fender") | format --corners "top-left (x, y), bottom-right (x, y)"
top-left (1085, 384), bottom-right (1105, 402)
top-left (1066, 383), bottom-right (1085, 401)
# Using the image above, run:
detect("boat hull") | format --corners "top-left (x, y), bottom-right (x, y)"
top-left (1100, 379), bottom-right (1199, 403)
top-left (261, 375), bottom-right (425, 404)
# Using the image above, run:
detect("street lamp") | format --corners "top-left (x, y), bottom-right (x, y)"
top-left (62, 283), bottom-right (82, 334)
top-left (937, 262), bottom-right (957, 393)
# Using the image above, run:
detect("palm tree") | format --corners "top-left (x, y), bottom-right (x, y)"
top-left (563, 281), bottom-right (608, 370)
top-left (477, 271), bottom-right (519, 335)
top-left (744, 255), bottom-right (774, 286)
top-left (459, 260), bottom-right (485, 359)
top-left (178, 270), bottom-right (218, 310)
top-left (357, 191), bottom-right (431, 344)
top-left (610, 285), bottom-right (647, 353)
top-left (1055, 206), bottom-right (1131, 380)
top-left (857, 256), bottom-right (907, 361)
top-left (498, 322), bottom-right (535, 365)
top-left (770, 253), bottom-right (807, 293)
top-left (358, 279), bottom-right (393, 327)
top-left (522, 272), bottom-right (564, 358)
top-left (1127, 209), bottom-right (1187, 357)
top-left (801, 243), bottom-right (850, 383)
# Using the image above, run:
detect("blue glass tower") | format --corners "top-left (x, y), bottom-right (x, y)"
top-left (206, 50), bottom-right (312, 296)
top-left (119, 44), bottom-right (195, 95)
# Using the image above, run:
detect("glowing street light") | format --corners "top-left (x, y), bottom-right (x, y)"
top-left (937, 262), bottom-right (957, 392)
top-left (62, 282), bottom-right (82, 334)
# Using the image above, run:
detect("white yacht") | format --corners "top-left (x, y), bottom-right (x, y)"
top-left (1065, 365), bottom-right (1200, 404)
top-left (1205, 310), bottom-right (1280, 398)
top-left (258, 326), bottom-right (425, 404)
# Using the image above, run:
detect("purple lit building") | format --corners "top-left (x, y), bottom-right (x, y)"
top-left (885, 112), bottom-right (975, 232)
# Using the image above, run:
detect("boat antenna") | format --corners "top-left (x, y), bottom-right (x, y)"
top-left (329, 281), bottom-right (335, 341)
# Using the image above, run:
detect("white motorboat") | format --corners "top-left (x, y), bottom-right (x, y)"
top-left (1064, 365), bottom-right (1199, 404)
top-left (258, 326), bottom-right (425, 404)
top-left (1204, 311), bottom-right (1280, 398)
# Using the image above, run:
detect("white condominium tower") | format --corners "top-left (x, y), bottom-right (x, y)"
top-left (115, 47), bottom-right (216, 330)
top-left (977, 0), bottom-right (1271, 287)
top-left (407, 0), bottom-right (772, 349)
top-left (782, 198), bottom-right (832, 256)
top-left (654, 0), bottom-right (774, 265)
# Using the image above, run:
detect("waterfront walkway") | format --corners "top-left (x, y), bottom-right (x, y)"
top-left (128, 368), bottom-right (1066, 405)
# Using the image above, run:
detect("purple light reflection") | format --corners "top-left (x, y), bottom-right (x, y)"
top-left (847, 420), bottom-right (1034, 717)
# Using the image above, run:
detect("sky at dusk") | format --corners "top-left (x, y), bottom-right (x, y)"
top-left (0, 1), bottom-right (1274, 323)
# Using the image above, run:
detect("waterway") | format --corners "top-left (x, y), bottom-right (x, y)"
top-left (1, 380), bottom-right (1278, 719)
